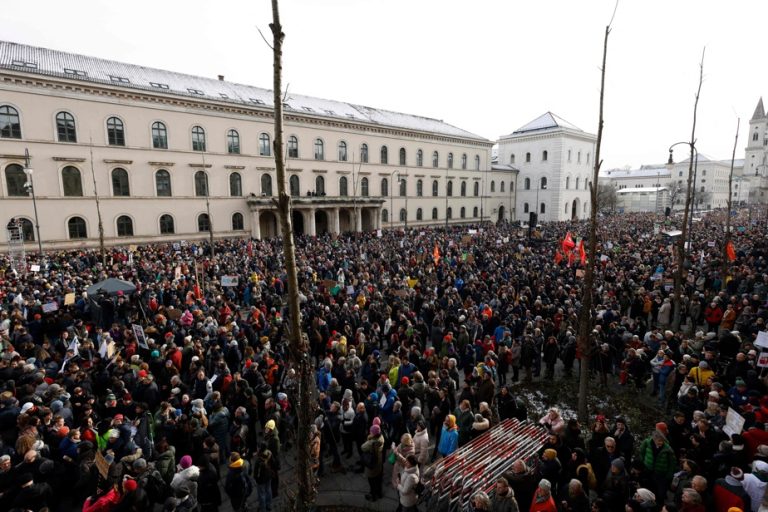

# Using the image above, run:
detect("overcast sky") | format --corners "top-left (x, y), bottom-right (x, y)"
top-left (5, 0), bottom-right (767, 170)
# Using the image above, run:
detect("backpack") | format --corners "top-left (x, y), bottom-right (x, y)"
top-left (144, 469), bottom-right (171, 504)
top-left (577, 463), bottom-right (597, 490)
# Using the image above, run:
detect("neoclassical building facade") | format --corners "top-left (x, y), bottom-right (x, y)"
top-left (0, 41), bottom-right (514, 250)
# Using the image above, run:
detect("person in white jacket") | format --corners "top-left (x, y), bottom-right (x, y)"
top-left (412, 421), bottom-right (430, 470)
top-left (743, 460), bottom-right (768, 512)
top-left (396, 454), bottom-right (421, 512)
top-left (340, 392), bottom-right (356, 457)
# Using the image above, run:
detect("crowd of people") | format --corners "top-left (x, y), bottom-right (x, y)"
top-left (0, 208), bottom-right (766, 512)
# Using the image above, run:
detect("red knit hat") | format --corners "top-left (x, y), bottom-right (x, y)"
top-left (123, 478), bottom-right (138, 492)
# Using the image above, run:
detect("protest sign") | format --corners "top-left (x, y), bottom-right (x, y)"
top-left (757, 351), bottom-right (768, 368)
top-left (42, 302), bottom-right (58, 313)
top-left (221, 275), bottom-right (239, 287)
top-left (132, 324), bottom-right (149, 349)
top-left (755, 331), bottom-right (768, 350)
top-left (723, 408), bottom-right (746, 437)
top-left (64, 293), bottom-right (76, 305)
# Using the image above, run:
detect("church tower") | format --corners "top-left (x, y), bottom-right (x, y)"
top-left (746, 98), bottom-right (768, 203)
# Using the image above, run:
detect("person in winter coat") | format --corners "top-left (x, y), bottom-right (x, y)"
top-left (252, 446), bottom-right (275, 512)
top-left (503, 459), bottom-right (536, 512)
top-left (601, 458), bottom-right (629, 510)
top-left (412, 421), bottom-right (430, 469)
top-left (529, 478), bottom-right (558, 512)
top-left (82, 479), bottom-right (121, 512)
top-left (339, 394), bottom-right (356, 457)
top-left (263, 419), bottom-right (281, 497)
top-left (539, 408), bottom-right (565, 435)
top-left (196, 455), bottom-right (222, 512)
top-left (490, 476), bottom-right (519, 512)
top-left (713, 466), bottom-right (751, 512)
top-left (224, 452), bottom-right (251, 512)
top-left (396, 454), bottom-right (421, 512)
top-left (171, 455), bottom-right (199, 501)
top-left (638, 430), bottom-right (678, 503)
top-left (742, 460), bottom-right (768, 512)
top-left (437, 414), bottom-right (459, 458)
top-left (362, 424), bottom-right (385, 502)
top-left (154, 440), bottom-right (177, 484)
top-left (391, 433), bottom-right (415, 489)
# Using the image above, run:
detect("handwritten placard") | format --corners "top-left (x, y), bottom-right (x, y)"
top-left (221, 276), bottom-right (239, 287)
top-left (64, 293), bottom-right (76, 306)
top-left (42, 302), bottom-right (58, 313)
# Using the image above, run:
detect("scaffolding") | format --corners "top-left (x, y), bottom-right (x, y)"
top-left (6, 219), bottom-right (27, 277)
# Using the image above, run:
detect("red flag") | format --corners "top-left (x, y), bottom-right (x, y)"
top-left (579, 240), bottom-right (586, 265)
top-left (433, 244), bottom-right (440, 265)
top-left (554, 251), bottom-right (563, 265)
top-left (567, 251), bottom-right (575, 267)
top-left (562, 232), bottom-right (576, 253)
top-left (247, 240), bottom-right (253, 258)
top-left (726, 241), bottom-right (736, 262)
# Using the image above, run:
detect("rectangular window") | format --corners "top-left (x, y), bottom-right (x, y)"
top-left (109, 76), bottom-right (130, 83)
top-left (150, 82), bottom-right (169, 89)
top-left (64, 68), bottom-right (87, 77)
top-left (249, 98), bottom-right (265, 105)
top-left (187, 88), bottom-right (204, 95)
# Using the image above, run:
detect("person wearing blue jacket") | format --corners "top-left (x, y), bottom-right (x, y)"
top-left (438, 414), bottom-right (459, 458)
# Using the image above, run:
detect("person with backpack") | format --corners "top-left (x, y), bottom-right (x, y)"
top-left (224, 452), bottom-right (252, 512)
top-left (131, 457), bottom-right (170, 506)
top-left (362, 424), bottom-right (384, 502)
top-left (252, 446), bottom-right (275, 512)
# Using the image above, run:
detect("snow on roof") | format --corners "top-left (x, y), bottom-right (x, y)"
top-left (600, 167), bottom-right (670, 179)
top-left (491, 164), bottom-right (518, 172)
top-left (509, 112), bottom-right (584, 135)
top-left (617, 187), bottom-right (668, 193)
top-left (0, 40), bottom-right (487, 142)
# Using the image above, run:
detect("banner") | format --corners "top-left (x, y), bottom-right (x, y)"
top-left (221, 275), bottom-right (239, 287)
top-left (132, 324), bottom-right (149, 349)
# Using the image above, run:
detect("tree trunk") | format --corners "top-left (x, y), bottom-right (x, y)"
top-left (577, 24), bottom-right (610, 424)
top-left (722, 118), bottom-right (739, 291)
top-left (269, 2), bottom-right (317, 510)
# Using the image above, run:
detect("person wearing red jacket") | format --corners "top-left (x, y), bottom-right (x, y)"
top-left (529, 478), bottom-right (557, 512)
top-left (82, 480), bottom-right (124, 512)
top-left (703, 301), bottom-right (723, 332)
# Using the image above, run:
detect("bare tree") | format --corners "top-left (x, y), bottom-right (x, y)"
top-left (667, 181), bottom-right (684, 210)
top-left (722, 118), bottom-right (739, 291)
top-left (269, 2), bottom-right (317, 510)
top-left (596, 183), bottom-right (618, 213)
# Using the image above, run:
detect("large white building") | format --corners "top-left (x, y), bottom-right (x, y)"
top-left (745, 98), bottom-right (768, 204)
top-left (0, 41), bottom-right (515, 250)
top-left (496, 113), bottom-right (594, 222)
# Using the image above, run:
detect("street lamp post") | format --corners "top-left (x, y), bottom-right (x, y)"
top-left (535, 178), bottom-right (547, 222)
top-left (388, 169), bottom-right (400, 231)
top-left (22, 148), bottom-right (43, 255)
top-left (445, 178), bottom-right (450, 231)
top-left (666, 141), bottom-right (697, 331)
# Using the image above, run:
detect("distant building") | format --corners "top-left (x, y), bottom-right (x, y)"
top-left (496, 112), bottom-right (594, 222)
top-left (745, 97), bottom-right (768, 204)
top-left (616, 187), bottom-right (669, 214)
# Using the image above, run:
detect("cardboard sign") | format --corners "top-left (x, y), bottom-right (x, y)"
top-left (129, 245), bottom-right (138, 252)
top-left (175, 267), bottom-right (182, 280)
top-left (42, 302), bottom-right (58, 313)
top-left (376, 230), bottom-right (382, 238)
top-left (755, 331), bottom-right (768, 350)
top-left (575, 269), bottom-right (585, 278)
top-left (394, 289), bottom-right (409, 298)
top-left (30, 264), bottom-right (41, 272)
top-left (757, 351), bottom-right (768, 368)
top-left (221, 275), bottom-right (239, 287)
top-left (94, 451), bottom-right (110, 479)
top-left (132, 324), bottom-right (148, 349)
top-left (64, 293), bottom-right (76, 306)
top-left (707, 241), bottom-right (716, 247)
top-left (723, 408), bottom-right (746, 437)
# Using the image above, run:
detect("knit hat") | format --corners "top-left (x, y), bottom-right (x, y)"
top-left (655, 422), bottom-right (668, 436)
top-left (611, 458), bottom-right (625, 471)
top-left (730, 467), bottom-right (744, 480)
top-left (265, 420), bottom-right (276, 431)
top-left (133, 458), bottom-right (147, 470)
top-left (179, 455), bottom-right (192, 469)
top-left (370, 424), bottom-right (381, 436)
top-left (735, 377), bottom-right (746, 386)
top-left (372, 417), bottom-right (381, 427)
top-left (401, 377), bottom-right (409, 386)
top-left (124, 478), bottom-right (138, 492)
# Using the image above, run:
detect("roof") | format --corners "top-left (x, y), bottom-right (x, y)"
top-left (617, 187), bottom-right (668, 193)
top-left (753, 97), bottom-right (765, 121)
top-left (0, 40), bottom-right (487, 142)
top-left (509, 112), bottom-right (584, 135)
top-left (491, 164), bottom-right (518, 172)
top-left (601, 167), bottom-right (670, 179)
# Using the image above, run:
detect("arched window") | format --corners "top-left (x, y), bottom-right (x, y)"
top-left (565, 202), bottom-right (569, 214)
top-left (56, 112), bottom-right (77, 143)
top-left (360, 143), bottom-right (369, 163)
top-left (116, 215), bottom-right (133, 236)
top-left (338, 141), bottom-right (347, 161)
top-left (106, 117), bottom-right (125, 146)
top-left (432, 151), bottom-right (439, 168)
top-left (315, 176), bottom-right (325, 195)
top-left (380, 145), bottom-right (388, 164)
top-left (542, 150), bottom-right (548, 161)
top-left (261, 174), bottom-right (273, 196)
top-left (525, 152), bottom-right (531, 163)
top-left (416, 208), bottom-right (423, 220)
top-left (461, 153), bottom-right (467, 170)
top-left (381, 209), bottom-right (389, 223)
top-left (432, 180), bottom-right (439, 196)
top-left (159, 214), bottom-right (175, 234)
top-left (473, 207), bottom-right (478, 217)
top-left (314, 138), bottom-right (324, 160)
top-left (432, 208), bottom-right (438, 220)
top-left (155, 169), bottom-right (171, 197)
top-left (490, 181), bottom-right (495, 193)
top-left (68, 217), bottom-right (87, 239)
top-left (288, 135), bottom-right (299, 158)
top-left (399, 148), bottom-right (406, 165)
top-left (540, 203), bottom-right (546, 214)
top-left (447, 181), bottom-right (453, 197)
top-left (289, 175), bottom-right (300, 196)
top-left (399, 178), bottom-right (406, 196)
top-left (5, 164), bottom-right (27, 196)
top-left (197, 213), bottom-right (210, 232)
top-left (416, 149), bottom-right (423, 167)
top-left (510, 181), bottom-right (514, 191)
top-left (0, 106), bottom-right (21, 138)
top-left (565, 176), bottom-right (570, 189)
top-left (62, 166), bottom-right (83, 196)
top-left (416, 179), bottom-right (423, 197)
top-left (474, 182), bottom-right (480, 196)
top-left (475, 155), bottom-right (480, 170)
top-left (448, 153), bottom-right (454, 169)
top-left (259, 133), bottom-right (271, 156)
top-left (540, 177), bottom-right (547, 189)
top-left (460, 181), bottom-right (467, 196)
top-left (361, 177), bottom-right (369, 197)
top-left (152, 121), bottom-right (168, 149)
top-left (229, 172), bottom-right (242, 196)
top-left (500, 181), bottom-right (505, 193)
top-left (232, 212), bottom-right (244, 231)
top-left (191, 126), bottom-right (206, 151)
top-left (447, 207), bottom-right (452, 219)
top-left (510, 154), bottom-right (515, 164)
top-left (111, 168), bottom-right (130, 196)
top-left (228, 129), bottom-right (241, 154)
top-left (460, 207), bottom-right (466, 219)
top-left (194, 171), bottom-right (208, 196)
top-left (524, 178), bottom-right (531, 190)
top-left (381, 178), bottom-right (389, 196)
top-left (399, 208), bottom-right (407, 222)
top-left (339, 176), bottom-right (348, 196)
top-left (575, 177), bottom-right (580, 190)
top-left (15, 218), bottom-right (34, 241)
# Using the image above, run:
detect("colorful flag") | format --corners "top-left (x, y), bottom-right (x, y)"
top-left (579, 240), bottom-right (586, 265)
top-left (562, 232), bottom-right (576, 253)
top-left (726, 241), bottom-right (736, 262)
top-left (554, 251), bottom-right (563, 265)
top-left (247, 240), bottom-right (254, 258)
top-left (433, 244), bottom-right (440, 265)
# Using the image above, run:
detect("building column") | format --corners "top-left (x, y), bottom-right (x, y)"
top-left (355, 207), bottom-right (362, 232)
top-left (250, 210), bottom-right (261, 239)
top-left (308, 208), bottom-right (316, 236)
top-left (331, 208), bottom-right (340, 234)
